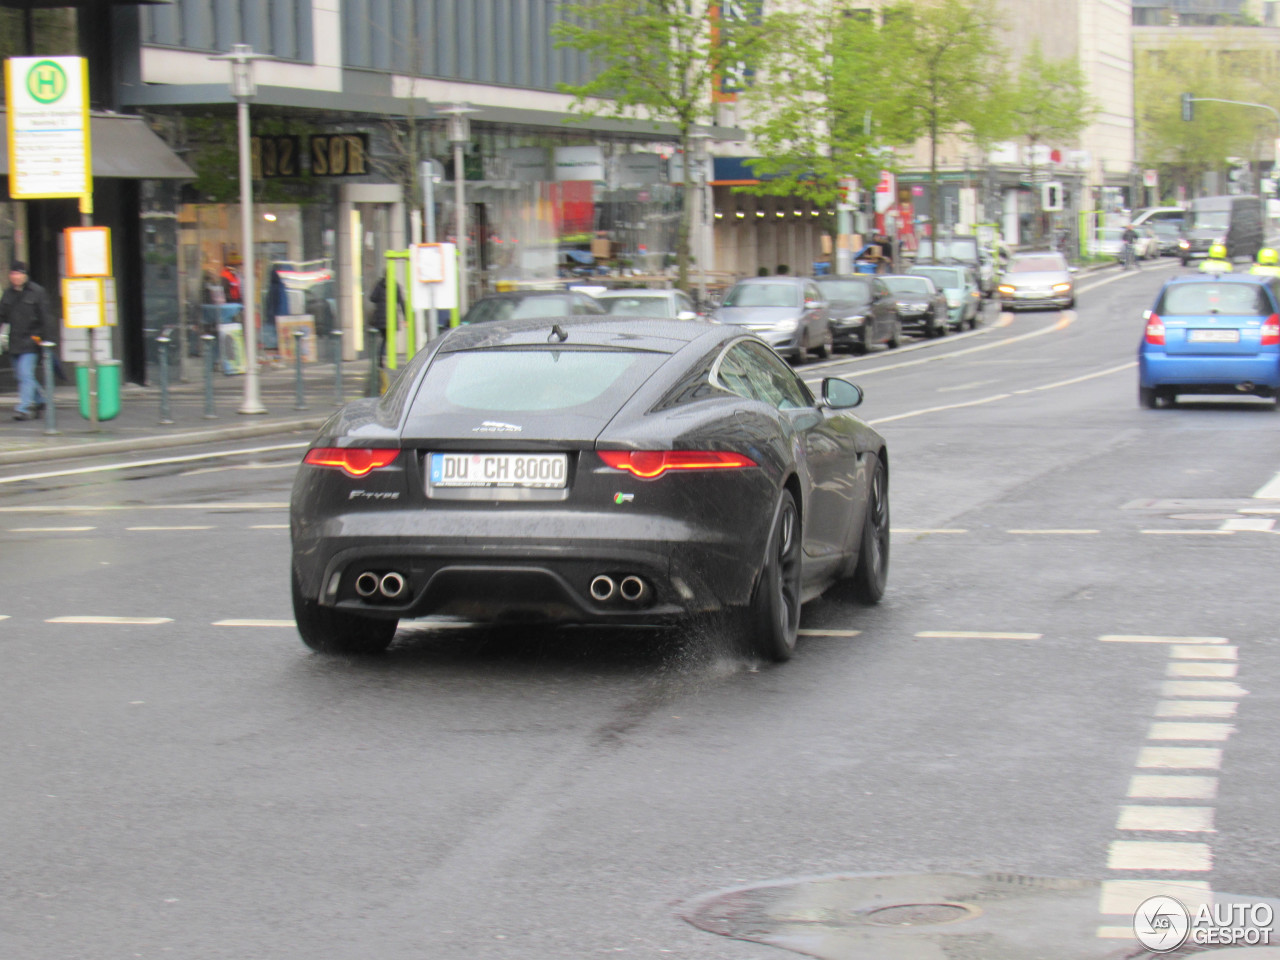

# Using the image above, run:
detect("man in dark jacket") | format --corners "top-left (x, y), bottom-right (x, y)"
top-left (0, 261), bottom-right (54, 420)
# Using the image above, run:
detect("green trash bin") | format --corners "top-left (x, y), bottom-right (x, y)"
top-left (77, 359), bottom-right (121, 421)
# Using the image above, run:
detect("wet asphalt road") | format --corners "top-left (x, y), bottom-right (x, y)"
top-left (4, 259), bottom-right (1280, 959)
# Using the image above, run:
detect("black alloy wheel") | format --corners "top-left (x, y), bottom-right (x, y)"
top-left (850, 458), bottom-right (889, 604)
top-left (292, 568), bottom-right (398, 655)
top-left (741, 490), bottom-right (803, 662)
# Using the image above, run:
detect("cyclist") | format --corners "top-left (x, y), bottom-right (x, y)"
top-left (1121, 224), bottom-right (1139, 270)
top-left (1249, 247), bottom-right (1280, 277)
top-left (1199, 242), bottom-right (1233, 274)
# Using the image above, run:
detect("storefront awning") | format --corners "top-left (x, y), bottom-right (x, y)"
top-left (0, 112), bottom-right (194, 179)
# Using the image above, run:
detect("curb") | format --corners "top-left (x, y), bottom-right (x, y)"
top-left (0, 416), bottom-right (327, 467)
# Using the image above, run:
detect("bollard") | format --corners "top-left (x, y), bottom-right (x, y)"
top-left (40, 340), bottom-right (59, 436)
top-left (365, 330), bottom-right (381, 397)
top-left (331, 329), bottom-right (344, 402)
top-left (293, 328), bottom-right (308, 410)
top-left (201, 334), bottom-right (217, 419)
top-left (157, 335), bottom-right (175, 425)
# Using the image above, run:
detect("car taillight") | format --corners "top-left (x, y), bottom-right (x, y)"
top-left (1145, 313), bottom-right (1165, 345)
top-left (1263, 313), bottom-right (1280, 346)
top-left (303, 447), bottom-right (400, 477)
top-left (598, 450), bottom-right (757, 479)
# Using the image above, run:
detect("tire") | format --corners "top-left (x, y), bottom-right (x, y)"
top-left (849, 457), bottom-right (890, 604)
top-left (813, 327), bottom-right (834, 360)
top-left (739, 489), bottom-right (803, 662)
top-left (887, 320), bottom-right (901, 349)
top-left (852, 338), bottom-right (868, 356)
top-left (1139, 386), bottom-right (1158, 409)
top-left (292, 568), bottom-right (398, 655)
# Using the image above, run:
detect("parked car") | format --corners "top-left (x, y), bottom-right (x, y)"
top-left (461, 290), bottom-right (604, 324)
top-left (1178, 195), bottom-right (1264, 265)
top-left (911, 235), bottom-right (994, 296)
top-left (290, 316), bottom-right (890, 662)
top-left (712, 276), bottom-right (833, 362)
top-left (905, 264), bottom-right (982, 330)
top-left (997, 251), bottom-right (1076, 310)
top-left (812, 275), bottom-right (900, 353)
top-left (880, 274), bottom-right (948, 338)
top-left (595, 289), bottom-right (699, 319)
top-left (1137, 273), bottom-right (1280, 409)
top-left (1148, 220), bottom-right (1184, 256)
top-left (1130, 206), bottom-right (1185, 231)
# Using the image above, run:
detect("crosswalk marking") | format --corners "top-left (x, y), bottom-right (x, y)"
top-left (1106, 840), bottom-right (1212, 871)
top-left (1146, 722), bottom-right (1234, 742)
top-left (1161, 680), bottom-right (1248, 698)
top-left (1170, 644), bottom-right (1237, 660)
top-left (1166, 661), bottom-right (1237, 678)
top-left (1154, 700), bottom-right (1238, 719)
top-left (1100, 635), bottom-right (1228, 644)
top-left (1220, 517), bottom-right (1276, 532)
top-left (1116, 805), bottom-right (1215, 833)
top-left (1139, 529), bottom-right (1233, 535)
top-left (1136, 746), bottom-right (1222, 770)
top-left (1252, 471), bottom-right (1280, 499)
top-left (1098, 879), bottom-right (1212, 915)
top-left (1128, 775), bottom-right (1218, 799)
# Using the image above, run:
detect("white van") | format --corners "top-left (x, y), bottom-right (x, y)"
top-left (1130, 206), bottom-right (1185, 229)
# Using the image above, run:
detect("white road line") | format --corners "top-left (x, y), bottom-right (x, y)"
top-left (1106, 840), bottom-right (1212, 871)
top-left (9, 526), bottom-right (96, 532)
top-left (0, 502), bottom-right (288, 513)
top-left (1139, 529), bottom-right (1234, 536)
top-left (126, 525), bottom-right (215, 532)
top-left (1100, 635), bottom-right (1229, 645)
top-left (1220, 517), bottom-right (1276, 532)
top-left (869, 392), bottom-right (1013, 425)
top-left (1161, 680), bottom-right (1248, 699)
top-left (0, 443), bottom-right (308, 485)
top-left (1006, 528), bottom-right (1100, 535)
top-left (1252, 472), bottom-right (1280, 499)
top-left (935, 379), bottom-right (1000, 393)
top-left (1147, 722), bottom-right (1235, 742)
top-left (1117, 806), bottom-right (1216, 833)
top-left (1155, 701), bottom-right (1238, 719)
top-left (1170, 645), bottom-right (1237, 660)
top-left (1099, 879), bottom-right (1211, 915)
top-left (914, 630), bottom-right (1042, 640)
top-left (797, 628), bottom-right (861, 637)
top-left (212, 619), bottom-right (296, 628)
top-left (1128, 775), bottom-right (1219, 799)
top-left (0, 615), bottom-right (8, 621)
top-left (46, 616), bottom-right (173, 625)
top-left (1136, 746), bottom-right (1222, 770)
top-left (1166, 662), bottom-right (1237, 678)
top-left (250, 524), bottom-right (289, 530)
top-left (891, 528), bottom-right (968, 534)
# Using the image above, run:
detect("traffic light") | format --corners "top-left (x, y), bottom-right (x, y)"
top-left (1181, 93), bottom-right (1194, 122)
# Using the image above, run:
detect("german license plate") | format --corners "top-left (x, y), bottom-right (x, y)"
top-left (1188, 329), bottom-right (1240, 343)
top-left (428, 452), bottom-right (567, 489)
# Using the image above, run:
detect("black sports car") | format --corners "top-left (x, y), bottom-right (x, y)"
top-left (290, 317), bottom-right (890, 662)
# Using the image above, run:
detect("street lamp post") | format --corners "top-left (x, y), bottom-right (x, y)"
top-left (210, 44), bottom-right (273, 415)
top-left (689, 131), bottom-right (713, 307)
top-left (419, 158), bottom-right (444, 340)
top-left (441, 104), bottom-right (478, 316)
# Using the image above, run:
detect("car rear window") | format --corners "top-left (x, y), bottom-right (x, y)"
top-left (602, 296), bottom-right (668, 316)
top-left (814, 280), bottom-right (872, 304)
top-left (1009, 256), bottom-right (1066, 273)
top-left (723, 283), bottom-right (802, 307)
top-left (883, 277), bottom-right (931, 294)
top-left (1157, 283), bottom-right (1273, 317)
top-left (910, 268), bottom-right (962, 287)
top-left (418, 348), bottom-right (667, 413)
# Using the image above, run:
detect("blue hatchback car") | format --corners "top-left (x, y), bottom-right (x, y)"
top-left (1138, 274), bottom-right (1280, 408)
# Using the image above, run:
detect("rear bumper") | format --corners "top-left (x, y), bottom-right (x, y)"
top-left (1140, 353), bottom-right (1280, 390)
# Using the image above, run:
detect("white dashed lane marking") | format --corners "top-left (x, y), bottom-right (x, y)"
top-left (212, 619), bottom-right (295, 628)
top-left (1100, 635), bottom-right (1229, 645)
top-left (9, 526), bottom-right (96, 532)
top-left (126, 525), bottom-right (215, 532)
top-left (45, 616), bottom-right (173, 625)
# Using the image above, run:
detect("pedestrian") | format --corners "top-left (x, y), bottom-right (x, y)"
top-left (1121, 224), bottom-right (1139, 270)
top-left (367, 274), bottom-right (406, 367)
top-left (0, 260), bottom-right (55, 421)
top-left (1199, 243), bottom-right (1233, 275)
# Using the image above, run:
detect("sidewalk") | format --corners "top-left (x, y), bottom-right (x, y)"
top-left (0, 355), bottom-right (374, 467)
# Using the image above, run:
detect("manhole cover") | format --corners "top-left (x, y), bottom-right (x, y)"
top-left (865, 902), bottom-right (976, 926)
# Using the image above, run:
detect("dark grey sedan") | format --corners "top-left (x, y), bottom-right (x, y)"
top-left (881, 274), bottom-right (948, 338)
top-left (813, 275), bottom-right (902, 353)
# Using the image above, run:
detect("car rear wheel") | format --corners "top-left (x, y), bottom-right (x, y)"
top-left (849, 458), bottom-right (889, 604)
top-left (292, 568), bottom-right (398, 655)
top-left (739, 490), bottom-right (802, 662)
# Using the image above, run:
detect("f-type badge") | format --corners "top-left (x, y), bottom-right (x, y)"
top-left (473, 421), bottom-right (522, 433)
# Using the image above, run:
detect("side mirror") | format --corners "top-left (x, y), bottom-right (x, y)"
top-left (822, 377), bottom-right (863, 409)
top-left (676, 310), bottom-right (697, 321)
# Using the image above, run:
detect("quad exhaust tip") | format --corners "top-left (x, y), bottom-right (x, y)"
top-left (355, 570), bottom-right (407, 600)
top-left (354, 571), bottom-right (380, 598)
top-left (379, 572), bottom-right (406, 599)
top-left (619, 575), bottom-right (649, 603)
top-left (589, 575), bottom-right (616, 602)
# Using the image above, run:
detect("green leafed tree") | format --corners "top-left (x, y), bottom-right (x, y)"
top-left (737, 4), bottom-right (887, 213)
top-left (1003, 40), bottom-right (1094, 239)
top-left (553, 0), bottom-right (771, 292)
top-left (1135, 39), bottom-right (1269, 200)
top-left (873, 0), bottom-right (1010, 242)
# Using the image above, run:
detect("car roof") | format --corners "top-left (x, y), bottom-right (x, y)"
top-left (593, 289), bottom-right (672, 298)
top-left (437, 314), bottom-right (728, 354)
top-left (732, 276), bottom-right (807, 285)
